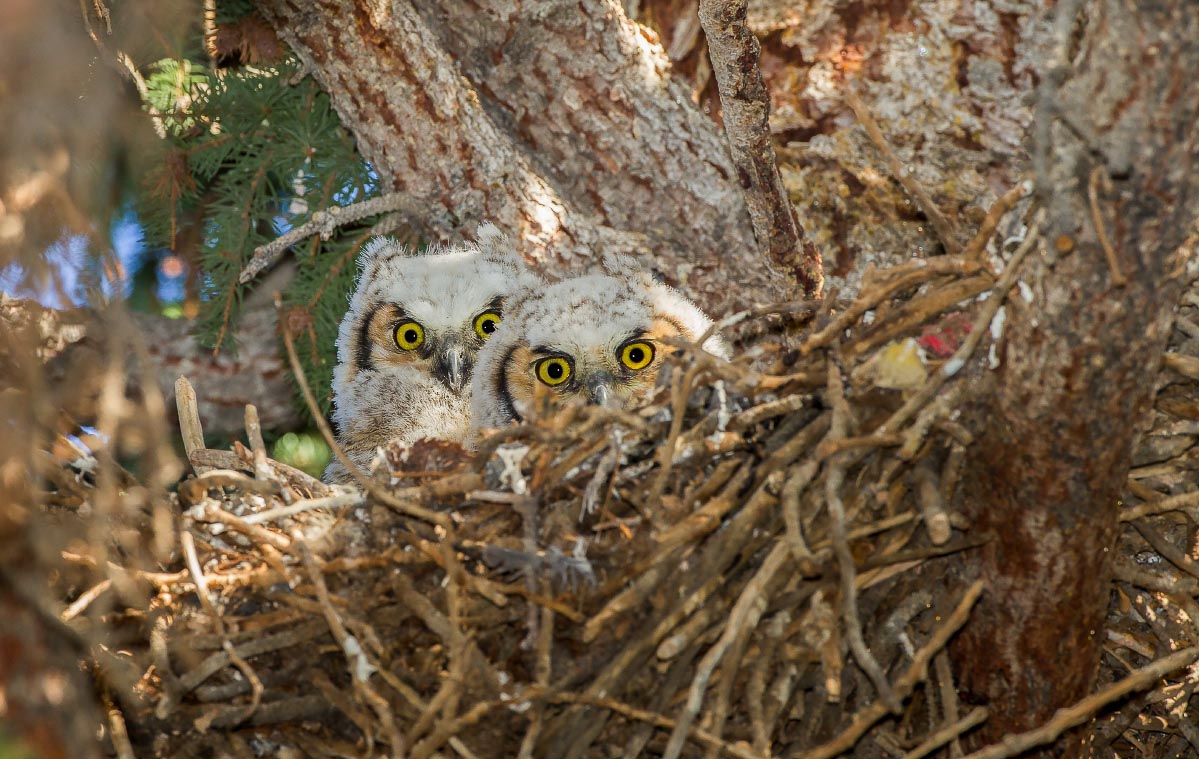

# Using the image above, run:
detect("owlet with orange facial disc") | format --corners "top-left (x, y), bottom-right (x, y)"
top-left (325, 225), bottom-right (540, 483)
top-left (469, 266), bottom-right (729, 442)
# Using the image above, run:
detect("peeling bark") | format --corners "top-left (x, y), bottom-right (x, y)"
top-left (952, 1), bottom-right (1199, 752)
top-left (257, 0), bottom-right (783, 314)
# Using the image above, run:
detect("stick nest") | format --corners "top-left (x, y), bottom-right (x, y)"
top-left (21, 218), bottom-right (1199, 759)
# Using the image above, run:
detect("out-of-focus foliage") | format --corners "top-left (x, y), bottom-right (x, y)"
top-left (0, 0), bottom-right (208, 278)
top-left (0, 731), bottom-right (37, 759)
top-left (133, 7), bottom-right (381, 415)
top-left (271, 429), bottom-right (331, 479)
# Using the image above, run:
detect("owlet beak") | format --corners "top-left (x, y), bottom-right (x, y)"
top-left (434, 341), bottom-right (470, 393)
top-left (585, 371), bottom-right (616, 407)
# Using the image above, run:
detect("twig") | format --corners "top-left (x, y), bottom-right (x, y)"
top-left (1164, 352), bottom-right (1199, 380)
top-left (697, 299), bottom-right (821, 349)
top-left (653, 464), bottom-right (757, 555)
top-left (239, 193), bottom-right (418, 284)
top-left (844, 88), bottom-right (960, 254)
top-left (824, 361), bottom-right (900, 713)
top-left (388, 571), bottom-right (501, 691)
top-left (846, 275), bottom-right (993, 362)
top-left (781, 458), bottom-right (821, 574)
top-left (553, 484), bottom-right (781, 749)
top-left (899, 385), bottom-right (965, 460)
top-left (62, 578), bottom-right (112, 622)
top-left (801, 258), bottom-right (984, 356)
top-left (1120, 490), bottom-right (1199, 522)
top-left (816, 433), bottom-right (904, 460)
top-left (960, 181), bottom-right (1033, 261)
top-left (180, 530), bottom-right (264, 725)
top-left (104, 695), bottom-right (137, 759)
top-left (934, 650), bottom-right (966, 758)
top-left (177, 468), bottom-right (279, 506)
top-left (800, 580), bottom-right (985, 759)
top-left (902, 707), bottom-right (989, 759)
top-left (518, 603), bottom-right (556, 759)
top-left (190, 447), bottom-right (330, 495)
top-left (657, 605), bottom-right (723, 661)
top-left (294, 534), bottom-right (405, 757)
top-left (1113, 561), bottom-right (1199, 597)
top-left (244, 404), bottom-right (272, 482)
top-left (648, 362), bottom-right (703, 508)
top-left (877, 213), bottom-right (1043, 439)
top-left (548, 692), bottom-right (769, 759)
top-left (192, 504), bottom-right (292, 551)
top-left (756, 411), bottom-right (831, 483)
top-left (912, 462), bottom-right (951, 545)
top-left (961, 647), bottom-right (1199, 759)
top-left (175, 376), bottom-right (209, 474)
top-left (697, 0), bottom-right (824, 296)
top-left (409, 701), bottom-right (495, 759)
top-left (662, 541), bottom-right (790, 759)
top-left (182, 694), bottom-right (332, 729)
top-left (240, 492), bottom-right (363, 525)
top-left (1087, 165), bottom-right (1127, 286)
top-left (728, 393), bottom-right (809, 433)
top-left (1131, 520), bottom-right (1199, 582)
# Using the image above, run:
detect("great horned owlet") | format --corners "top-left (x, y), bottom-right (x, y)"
top-left (469, 265), bottom-right (729, 439)
top-left (325, 225), bottom-right (540, 483)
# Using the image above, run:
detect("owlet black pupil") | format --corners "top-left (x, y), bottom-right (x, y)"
top-left (629, 347), bottom-right (644, 362)
top-left (405, 329), bottom-right (418, 343)
top-left (482, 320), bottom-right (496, 333)
top-left (548, 363), bottom-right (563, 379)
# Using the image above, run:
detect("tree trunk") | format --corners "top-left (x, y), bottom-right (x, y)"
top-left (951, 0), bottom-right (1199, 752)
top-left (256, 0), bottom-right (784, 314)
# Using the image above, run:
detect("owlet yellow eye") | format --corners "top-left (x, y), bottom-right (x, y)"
top-left (473, 311), bottom-right (501, 340)
top-left (535, 356), bottom-right (572, 387)
top-left (619, 340), bottom-right (655, 371)
top-left (394, 321), bottom-right (425, 351)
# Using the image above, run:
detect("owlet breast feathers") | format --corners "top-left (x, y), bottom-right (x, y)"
top-left (324, 229), bottom-right (728, 483)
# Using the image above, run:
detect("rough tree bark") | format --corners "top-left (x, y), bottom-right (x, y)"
top-left (255, 0), bottom-right (784, 314)
top-left (951, 1), bottom-right (1199, 753)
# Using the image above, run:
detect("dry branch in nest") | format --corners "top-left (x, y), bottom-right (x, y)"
top-left (19, 172), bottom-right (1199, 759)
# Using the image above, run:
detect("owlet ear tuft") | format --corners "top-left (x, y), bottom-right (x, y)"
top-left (474, 223), bottom-right (522, 261)
top-left (645, 280), bottom-right (733, 360)
top-left (601, 251), bottom-right (657, 290)
top-left (474, 222), bottom-right (506, 247)
top-left (475, 224), bottom-right (541, 288)
top-left (357, 236), bottom-right (407, 271)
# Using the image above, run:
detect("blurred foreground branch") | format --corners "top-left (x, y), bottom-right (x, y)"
top-left (0, 294), bottom-right (302, 435)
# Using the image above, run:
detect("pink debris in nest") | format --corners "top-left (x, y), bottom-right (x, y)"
top-left (918, 312), bottom-right (973, 358)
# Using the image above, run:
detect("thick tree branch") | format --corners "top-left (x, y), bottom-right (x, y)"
top-left (697, 0), bottom-right (824, 297)
top-left (404, 0), bottom-right (775, 305)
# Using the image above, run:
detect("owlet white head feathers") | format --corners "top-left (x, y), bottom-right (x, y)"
top-left (469, 269), bottom-right (729, 438)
